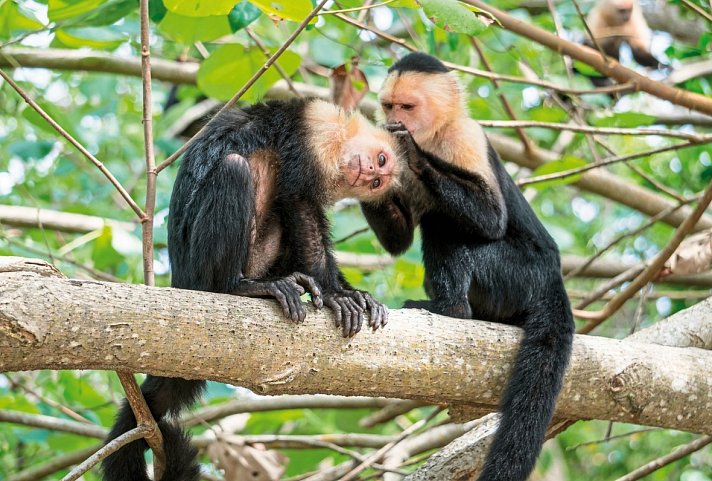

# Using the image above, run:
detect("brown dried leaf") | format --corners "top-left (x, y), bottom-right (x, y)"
top-left (665, 229), bottom-right (712, 275)
top-left (208, 438), bottom-right (288, 481)
top-left (331, 60), bottom-right (370, 111)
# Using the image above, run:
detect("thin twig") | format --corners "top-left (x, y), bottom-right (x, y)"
top-left (116, 371), bottom-right (166, 479)
top-left (470, 38), bottom-right (533, 151)
top-left (321, 0), bottom-right (396, 15)
top-left (567, 428), bottom-right (659, 451)
top-left (518, 141), bottom-right (700, 186)
top-left (564, 198), bottom-right (694, 280)
top-left (60, 425), bottom-right (151, 481)
top-left (624, 163), bottom-right (686, 202)
top-left (139, 0), bottom-right (156, 287)
top-left (578, 181), bottom-right (712, 329)
top-left (155, 0), bottom-right (330, 174)
top-left (334, 226), bottom-right (370, 244)
top-left (612, 435), bottom-right (712, 481)
top-left (479, 120), bottom-right (712, 142)
top-left (6, 445), bottom-right (101, 481)
top-left (0, 70), bottom-right (144, 218)
top-left (340, 407), bottom-right (443, 481)
top-left (680, 0), bottom-right (712, 24)
top-left (574, 265), bottom-right (644, 311)
top-left (0, 409), bottom-right (107, 438)
top-left (245, 27), bottom-right (302, 97)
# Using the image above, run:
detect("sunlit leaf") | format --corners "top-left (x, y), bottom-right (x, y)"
top-left (164, 0), bottom-right (235, 17)
top-left (63, 0), bottom-right (137, 27)
top-left (417, 0), bottom-right (489, 35)
top-left (92, 226), bottom-right (125, 271)
top-left (529, 155), bottom-right (587, 188)
top-left (55, 26), bottom-right (125, 50)
top-left (48, 0), bottom-right (104, 22)
top-left (0, 0), bottom-right (44, 38)
top-left (197, 44), bottom-right (301, 102)
top-left (248, 0), bottom-right (315, 23)
top-left (158, 10), bottom-right (231, 43)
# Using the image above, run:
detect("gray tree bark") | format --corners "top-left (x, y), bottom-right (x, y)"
top-left (1, 257), bottom-right (711, 436)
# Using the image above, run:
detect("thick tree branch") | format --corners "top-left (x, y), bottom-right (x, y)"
top-left (1, 258), bottom-right (711, 436)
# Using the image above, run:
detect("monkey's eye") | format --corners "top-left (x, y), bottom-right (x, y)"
top-left (402, 104), bottom-right (415, 111)
top-left (372, 178), bottom-right (382, 189)
top-left (377, 153), bottom-right (387, 167)
top-left (382, 102), bottom-right (393, 111)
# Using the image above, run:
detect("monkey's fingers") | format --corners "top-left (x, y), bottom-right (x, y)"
top-left (363, 294), bottom-right (388, 330)
top-left (343, 297), bottom-right (364, 337)
top-left (271, 281), bottom-right (306, 324)
top-left (324, 294), bottom-right (364, 337)
top-left (290, 272), bottom-right (323, 309)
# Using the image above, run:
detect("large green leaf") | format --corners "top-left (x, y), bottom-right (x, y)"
top-left (92, 226), bottom-right (125, 271)
top-left (529, 155), bottom-right (588, 188)
top-left (197, 44), bottom-right (301, 102)
top-left (0, 0), bottom-right (44, 38)
top-left (164, 0), bottom-right (236, 17)
top-left (248, 0), bottom-right (315, 23)
top-left (61, 0), bottom-right (137, 27)
top-left (158, 10), bottom-right (232, 43)
top-left (417, 0), bottom-right (488, 35)
top-left (48, 0), bottom-right (104, 22)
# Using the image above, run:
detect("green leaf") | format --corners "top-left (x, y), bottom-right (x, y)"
top-left (589, 112), bottom-right (657, 128)
top-left (92, 226), bottom-right (125, 271)
top-left (48, 0), bottom-right (104, 22)
top-left (22, 99), bottom-right (82, 141)
top-left (164, 0), bottom-right (236, 17)
top-left (572, 59), bottom-right (600, 77)
top-left (61, 0), bottom-right (137, 27)
top-left (392, 0), bottom-right (419, 7)
top-left (55, 26), bottom-right (125, 49)
top-left (0, 0), bottom-right (44, 38)
top-left (228, 0), bottom-right (261, 31)
top-left (417, 0), bottom-right (488, 35)
top-left (158, 10), bottom-right (232, 43)
top-left (248, 0), bottom-right (315, 23)
top-left (150, 0), bottom-right (168, 22)
top-left (8, 140), bottom-right (55, 160)
top-left (530, 155), bottom-right (587, 188)
top-left (197, 44), bottom-right (301, 102)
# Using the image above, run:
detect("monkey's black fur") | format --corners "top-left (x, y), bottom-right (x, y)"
top-left (102, 98), bottom-right (383, 481)
top-left (362, 54), bottom-right (574, 481)
top-left (387, 51), bottom-right (449, 74)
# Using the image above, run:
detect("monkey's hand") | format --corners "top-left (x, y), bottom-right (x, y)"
top-left (233, 273), bottom-right (323, 324)
top-left (323, 290), bottom-right (388, 337)
top-left (384, 124), bottom-right (426, 176)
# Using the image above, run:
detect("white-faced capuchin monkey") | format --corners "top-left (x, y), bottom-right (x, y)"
top-left (102, 98), bottom-right (405, 481)
top-left (585, 0), bottom-right (666, 85)
top-left (361, 52), bottom-right (575, 481)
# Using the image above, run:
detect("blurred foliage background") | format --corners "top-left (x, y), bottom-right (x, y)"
top-left (1, 0), bottom-right (711, 479)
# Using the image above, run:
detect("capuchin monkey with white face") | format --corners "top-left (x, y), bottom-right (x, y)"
top-left (584, 0), bottom-right (665, 86)
top-left (102, 98), bottom-right (404, 481)
top-left (361, 52), bottom-right (574, 481)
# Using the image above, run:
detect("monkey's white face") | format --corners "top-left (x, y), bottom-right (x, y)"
top-left (339, 126), bottom-right (398, 201)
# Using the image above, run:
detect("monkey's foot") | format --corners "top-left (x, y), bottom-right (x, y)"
top-left (323, 290), bottom-right (388, 338)
top-left (233, 273), bottom-right (323, 323)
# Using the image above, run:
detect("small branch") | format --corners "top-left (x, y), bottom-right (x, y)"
top-left (579, 182), bottom-right (712, 329)
top-left (321, 0), bottom-right (396, 15)
top-left (566, 428), bottom-right (658, 451)
top-left (612, 435), bottom-right (712, 481)
top-left (680, 0), bottom-right (712, 24)
top-left (479, 120), bottom-right (712, 142)
top-left (360, 400), bottom-right (426, 428)
top-left (245, 27), bottom-right (302, 98)
top-left (518, 141), bottom-right (700, 186)
top-left (0, 70), bottom-right (144, 219)
top-left (116, 371), bottom-right (166, 480)
top-left (61, 425), bottom-right (151, 481)
top-left (155, 0), bottom-right (330, 174)
top-left (340, 407), bottom-right (443, 481)
top-left (0, 409), bottom-right (107, 438)
top-left (139, 0), bottom-right (156, 287)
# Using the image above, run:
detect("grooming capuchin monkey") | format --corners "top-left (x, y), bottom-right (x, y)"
top-left (584, 0), bottom-right (665, 86)
top-left (102, 98), bottom-right (402, 481)
top-left (361, 53), bottom-right (574, 481)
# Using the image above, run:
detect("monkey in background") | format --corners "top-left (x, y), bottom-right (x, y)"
top-left (361, 52), bottom-right (574, 481)
top-left (584, 0), bottom-right (666, 86)
top-left (102, 98), bottom-right (404, 481)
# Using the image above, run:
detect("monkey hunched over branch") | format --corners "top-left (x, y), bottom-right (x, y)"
top-left (361, 52), bottom-right (575, 481)
top-left (102, 97), bottom-right (403, 481)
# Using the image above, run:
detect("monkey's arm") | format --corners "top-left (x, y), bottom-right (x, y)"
top-left (397, 132), bottom-right (507, 240)
top-left (360, 193), bottom-right (415, 255)
top-left (629, 39), bottom-right (665, 69)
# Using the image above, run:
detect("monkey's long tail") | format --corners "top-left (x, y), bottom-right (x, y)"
top-left (101, 376), bottom-right (205, 481)
top-left (476, 283), bottom-right (574, 481)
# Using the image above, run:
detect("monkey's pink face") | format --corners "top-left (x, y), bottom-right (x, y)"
top-left (341, 132), bottom-right (397, 200)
